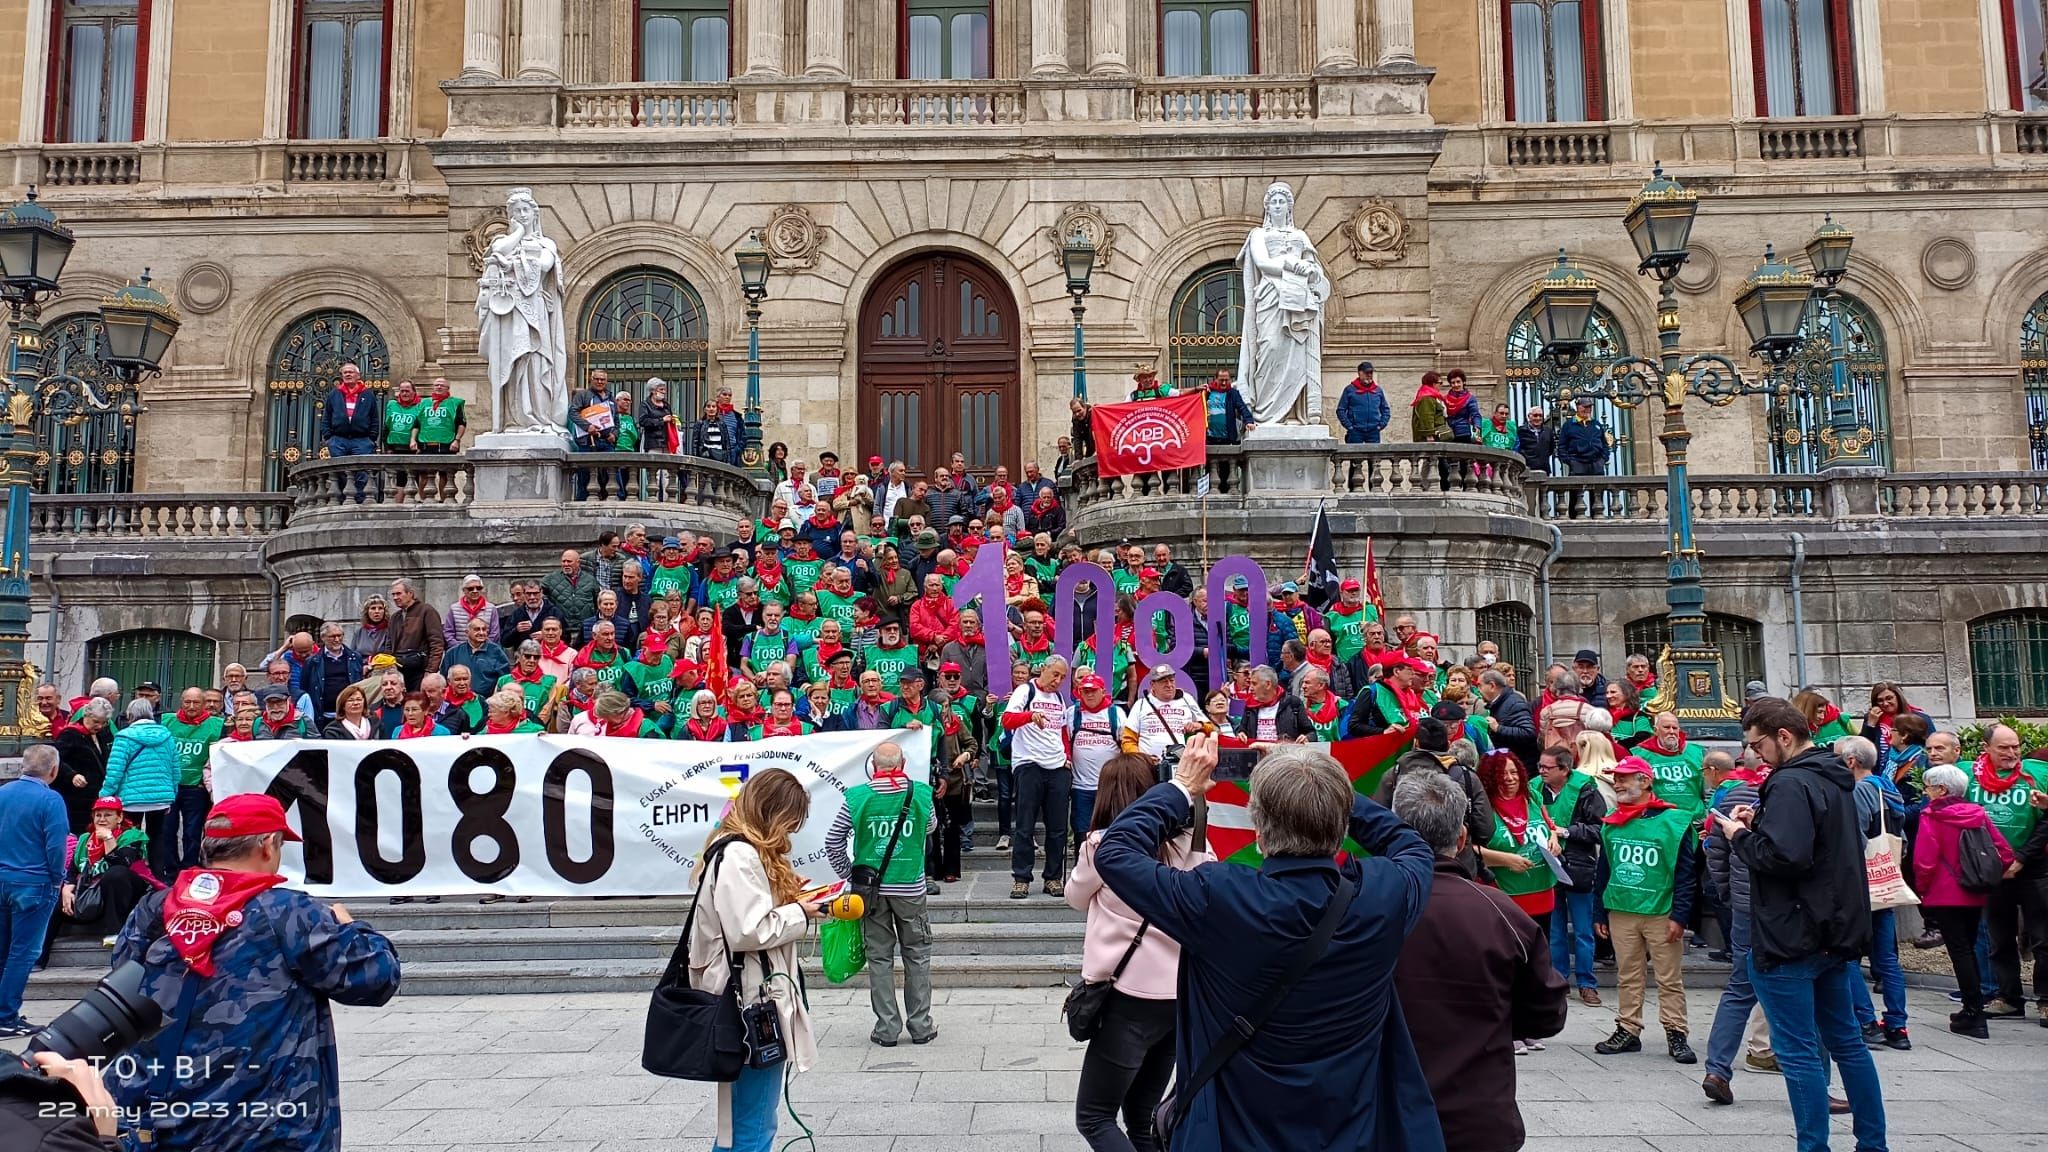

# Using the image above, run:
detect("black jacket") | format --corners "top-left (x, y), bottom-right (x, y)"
top-left (1235, 694), bottom-right (1311, 742)
top-left (1485, 688), bottom-right (1538, 769)
top-left (54, 725), bottom-right (111, 834)
top-left (1516, 421), bottom-right (1555, 475)
top-left (1542, 776), bottom-right (1609, 891)
top-left (1733, 745), bottom-right (1872, 969)
top-left (498, 602), bottom-right (562, 650)
top-left (1374, 751), bottom-right (1496, 880)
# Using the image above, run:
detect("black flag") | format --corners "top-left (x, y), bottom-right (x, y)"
top-left (1303, 505), bottom-right (1341, 610)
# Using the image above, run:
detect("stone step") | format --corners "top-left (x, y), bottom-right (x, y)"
top-left (313, 887), bottom-right (1084, 931)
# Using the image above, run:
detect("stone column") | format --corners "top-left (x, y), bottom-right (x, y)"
top-left (1315, 0), bottom-right (1358, 71)
top-left (518, 0), bottom-right (562, 79)
top-left (804, 0), bottom-right (846, 75)
top-left (462, 0), bottom-right (504, 78)
top-left (745, 0), bottom-right (786, 76)
top-left (1375, 0), bottom-right (1415, 64)
top-left (1030, 0), bottom-right (1069, 76)
top-left (1089, 0), bottom-right (1128, 75)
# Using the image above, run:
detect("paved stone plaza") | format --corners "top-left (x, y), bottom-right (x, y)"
top-left (13, 984), bottom-right (2039, 1151)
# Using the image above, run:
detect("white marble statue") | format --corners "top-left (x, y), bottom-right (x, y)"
top-left (477, 188), bottom-right (570, 434)
top-left (1235, 182), bottom-right (1330, 426)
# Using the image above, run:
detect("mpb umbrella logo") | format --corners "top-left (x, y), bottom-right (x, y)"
top-left (1109, 407), bottom-right (1192, 468)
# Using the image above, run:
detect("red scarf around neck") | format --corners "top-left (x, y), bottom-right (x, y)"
top-left (174, 706), bottom-right (209, 726)
top-left (1304, 692), bottom-right (1340, 727)
top-left (161, 868), bottom-right (289, 977)
top-left (485, 715), bottom-right (524, 734)
top-left (398, 718), bottom-right (438, 739)
top-left (1604, 795), bottom-right (1677, 826)
top-left (511, 664), bottom-right (546, 684)
top-left (1976, 752), bottom-right (2028, 794)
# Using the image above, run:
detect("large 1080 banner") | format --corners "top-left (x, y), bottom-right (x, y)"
top-left (210, 731), bottom-right (929, 900)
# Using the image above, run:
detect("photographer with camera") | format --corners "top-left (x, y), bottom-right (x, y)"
top-left (103, 793), bottom-right (401, 1151)
top-left (2, 1049), bottom-right (121, 1150)
top-left (0, 744), bottom-right (69, 1038)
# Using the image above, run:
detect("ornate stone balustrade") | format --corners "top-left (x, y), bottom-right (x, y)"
top-left (1533, 475), bottom-right (1827, 522)
top-left (1755, 119), bottom-right (1863, 161)
top-left (1068, 443), bottom-right (1529, 516)
top-left (551, 452), bottom-right (764, 518)
top-left (1505, 127), bottom-right (1611, 167)
top-left (1880, 473), bottom-right (2048, 518)
top-left (561, 85), bottom-right (737, 128)
top-left (1134, 78), bottom-right (1316, 124)
top-left (848, 82), bottom-right (1025, 127)
top-left (40, 146), bottom-right (140, 187)
top-left (286, 455), bottom-right (477, 517)
top-left (286, 144), bottom-right (391, 182)
top-left (30, 494), bottom-right (293, 539)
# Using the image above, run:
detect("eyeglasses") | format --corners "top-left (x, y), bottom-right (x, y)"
top-left (1741, 735), bottom-right (1769, 752)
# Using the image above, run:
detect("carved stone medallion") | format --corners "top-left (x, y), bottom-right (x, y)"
top-left (463, 207), bottom-right (510, 276)
top-left (1347, 198), bottom-right (1408, 267)
top-left (765, 205), bottom-right (828, 271)
top-left (1045, 204), bottom-right (1117, 271)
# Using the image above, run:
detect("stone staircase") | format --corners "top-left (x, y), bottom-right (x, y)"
top-left (30, 808), bottom-right (1087, 1001)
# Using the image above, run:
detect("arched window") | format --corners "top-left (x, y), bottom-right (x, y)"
top-left (1160, 1), bottom-right (1255, 76)
top-left (2002, 1), bottom-right (2048, 110)
top-left (35, 314), bottom-right (139, 494)
top-left (1168, 263), bottom-right (1243, 395)
top-left (2022, 290), bottom-right (2048, 470)
top-left (1749, 0), bottom-right (1856, 117)
top-left (1506, 300), bottom-right (1634, 475)
top-left (86, 629), bottom-right (217, 698)
top-left (904, 0), bottom-right (991, 79)
top-left (265, 310), bottom-right (391, 490)
top-left (1765, 293), bottom-right (1891, 474)
top-left (53, 0), bottom-right (142, 143)
top-left (1970, 610), bottom-right (2048, 715)
top-left (1475, 601), bottom-right (1535, 676)
top-left (578, 268), bottom-right (711, 420)
top-left (1623, 613), bottom-right (1765, 698)
top-left (1503, 0), bottom-right (1605, 122)
top-left (641, 0), bottom-right (730, 82)
top-left (294, 0), bottom-right (389, 139)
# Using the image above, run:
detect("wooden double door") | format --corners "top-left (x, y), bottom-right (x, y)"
top-left (858, 252), bottom-right (1019, 479)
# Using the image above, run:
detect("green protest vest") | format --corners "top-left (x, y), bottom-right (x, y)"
top-left (785, 557), bottom-right (825, 592)
top-left (1325, 607), bottom-right (1369, 662)
top-left (1543, 770), bottom-right (1590, 833)
top-left (162, 714), bottom-right (224, 788)
top-left (416, 397), bottom-right (465, 445)
top-left (649, 564), bottom-right (693, 600)
top-left (1969, 759), bottom-right (2047, 852)
top-left (816, 589), bottom-right (862, 633)
top-left (579, 650), bottom-right (628, 692)
top-left (1112, 569), bottom-right (1139, 597)
top-left (866, 644), bottom-right (919, 692)
top-left (747, 629), bottom-right (791, 670)
top-left (843, 782), bottom-right (933, 888)
top-left (1639, 742), bottom-right (1706, 815)
top-left (624, 657), bottom-right (677, 709)
top-left (703, 578), bottom-right (740, 612)
top-left (1599, 807), bottom-right (1691, 918)
top-left (1487, 801), bottom-right (1556, 898)
top-left (497, 673), bottom-right (557, 720)
top-left (383, 399), bottom-right (426, 447)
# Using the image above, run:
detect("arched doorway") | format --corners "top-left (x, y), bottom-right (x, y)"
top-left (858, 252), bottom-right (1019, 478)
top-left (578, 268), bottom-right (711, 417)
top-left (264, 309), bottom-right (391, 490)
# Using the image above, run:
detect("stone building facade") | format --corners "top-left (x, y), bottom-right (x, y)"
top-left (6, 0), bottom-right (2048, 723)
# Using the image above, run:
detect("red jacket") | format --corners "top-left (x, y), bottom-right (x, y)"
top-left (1912, 795), bottom-right (2012, 908)
top-left (909, 595), bottom-right (960, 651)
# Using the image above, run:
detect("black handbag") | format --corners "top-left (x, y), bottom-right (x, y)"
top-left (847, 787), bottom-right (915, 914)
top-left (1153, 875), bottom-right (1356, 1146)
top-left (1062, 920), bottom-right (1149, 1042)
top-left (69, 872), bottom-right (105, 923)
top-left (642, 837), bottom-right (752, 1082)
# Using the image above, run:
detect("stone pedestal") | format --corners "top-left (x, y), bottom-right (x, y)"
top-left (1241, 424), bottom-right (1337, 492)
top-left (469, 433), bottom-right (568, 509)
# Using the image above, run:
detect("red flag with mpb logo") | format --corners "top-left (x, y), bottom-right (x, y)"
top-left (1090, 393), bottom-right (1208, 478)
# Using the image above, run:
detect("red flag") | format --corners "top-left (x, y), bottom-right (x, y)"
top-left (1089, 393), bottom-right (1207, 478)
top-left (705, 620), bottom-right (730, 699)
top-left (1364, 534), bottom-right (1386, 621)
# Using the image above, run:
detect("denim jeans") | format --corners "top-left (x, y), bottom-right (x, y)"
top-left (1749, 952), bottom-right (1888, 1152)
top-left (0, 883), bottom-right (57, 1026)
top-left (1071, 787), bottom-right (1097, 846)
top-left (1549, 887), bottom-right (1598, 990)
top-left (169, 785), bottom-right (212, 877)
top-left (1705, 909), bottom-right (1759, 1081)
top-left (712, 1058), bottom-right (783, 1152)
top-left (326, 435), bottom-right (378, 501)
top-left (1011, 761), bottom-right (1072, 883)
top-left (1850, 908), bottom-right (1908, 1031)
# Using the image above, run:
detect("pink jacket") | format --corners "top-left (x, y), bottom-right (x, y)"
top-left (1066, 828), bottom-right (1213, 999)
top-left (1912, 795), bottom-right (2013, 908)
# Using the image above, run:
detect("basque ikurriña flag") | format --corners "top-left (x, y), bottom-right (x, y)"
top-left (1203, 727), bottom-right (1416, 867)
top-left (1090, 393), bottom-right (1208, 478)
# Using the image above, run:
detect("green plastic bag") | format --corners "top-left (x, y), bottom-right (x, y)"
top-left (820, 916), bottom-right (866, 984)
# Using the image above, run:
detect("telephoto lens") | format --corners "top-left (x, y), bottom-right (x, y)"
top-left (28, 961), bottom-right (166, 1063)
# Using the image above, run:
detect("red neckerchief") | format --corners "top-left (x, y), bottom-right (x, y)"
top-left (1490, 414), bottom-right (1510, 434)
top-left (398, 719), bottom-right (437, 740)
top-left (725, 702), bottom-right (764, 728)
top-left (1017, 632), bottom-right (1052, 656)
top-left (1976, 752), bottom-right (2027, 794)
top-left (485, 716), bottom-right (523, 734)
top-left (339, 380), bottom-right (365, 418)
top-left (815, 640), bottom-right (843, 665)
top-left (575, 644), bottom-right (620, 670)
top-left (761, 716), bottom-right (806, 737)
top-left (223, 729), bottom-right (256, 743)
top-left (1306, 652), bottom-right (1334, 673)
top-left (1216, 378), bottom-right (1239, 393)
top-left (445, 686), bottom-right (476, 708)
top-left (1496, 791), bottom-right (1533, 838)
top-left (459, 592), bottom-right (487, 616)
top-left (1388, 680), bottom-right (1424, 716)
top-left (1652, 732), bottom-right (1688, 756)
top-left (1033, 493), bottom-right (1058, 514)
top-left (1412, 382), bottom-right (1445, 409)
top-left (1304, 691), bottom-right (1340, 727)
top-left (685, 717), bottom-right (727, 742)
top-left (829, 672), bottom-right (856, 691)
top-left (788, 602), bottom-right (817, 622)
top-left (1604, 795), bottom-right (1677, 826)
top-left (1728, 764), bottom-right (1770, 788)
top-left (537, 638), bottom-right (571, 663)
top-left (655, 552), bottom-right (692, 571)
top-left (430, 395), bottom-right (451, 413)
top-left (1349, 377), bottom-right (1377, 394)
top-left (756, 564), bottom-right (784, 590)
top-left (811, 508), bottom-right (837, 527)
top-left (1612, 705), bottom-right (1636, 722)
top-left (599, 709), bottom-right (647, 738)
top-left (717, 400), bottom-right (735, 414)
top-left (161, 868), bottom-right (288, 977)
top-left (263, 705), bottom-right (300, 734)
top-left (942, 706), bottom-right (963, 736)
top-left (511, 663), bottom-right (545, 684)
top-left (1629, 669), bottom-right (1656, 692)
top-left (1328, 601), bottom-right (1363, 618)
top-left (1005, 573), bottom-right (1028, 598)
top-left (174, 707), bottom-right (209, 726)
top-left (955, 631), bottom-right (985, 648)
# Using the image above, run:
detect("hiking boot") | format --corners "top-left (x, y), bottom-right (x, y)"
top-left (1009, 881), bottom-right (1029, 900)
top-left (1044, 879), bottom-right (1065, 898)
top-left (1593, 1027), bottom-right (1641, 1055)
top-left (1744, 1051), bottom-right (1780, 1074)
top-left (1983, 998), bottom-right (2025, 1018)
top-left (1576, 987), bottom-right (1602, 1007)
top-left (1702, 1073), bottom-right (1734, 1106)
top-left (1860, 1021), bottom-right (1886, 1046)
top-left (1881, 1026), bottom-right (1912, 1050)
top-left (1912, 928), bottom-right (1944, 950)
top-left (1666, 1029), bottom-right (1697, 1065)
top-left (1950, 1011), bottom-right (1990, 1039)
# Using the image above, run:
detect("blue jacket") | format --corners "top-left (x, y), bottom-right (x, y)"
top-left (1442, 389), bottom-right (1483, 441)
top-left (1097, 784), bottom-right (1444, 1152)
top-left (0, 774), bottom-right (69, 889)
top-left (1336, 380), bottom-right (1391, 442)
top-left (110, 884), bottom-right (402, 1152)
top-left (101, 719), bottom-right (181, 810)
top-left (319, 387), bottom-right (380, 441)
top-left (1556, 417), bottom-right (1610, 474)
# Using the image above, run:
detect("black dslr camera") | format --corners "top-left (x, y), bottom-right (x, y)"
top-left (0, 962), bottom-right (164, 1128)
top-left (1156, 744), bottom-right (1184, 784)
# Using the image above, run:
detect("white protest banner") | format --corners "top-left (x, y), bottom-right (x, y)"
top-left (209, 730), bottom-right (929, 899)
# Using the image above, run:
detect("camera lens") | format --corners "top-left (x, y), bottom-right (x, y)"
top-left (28, 962), bottom-right (165, 1063)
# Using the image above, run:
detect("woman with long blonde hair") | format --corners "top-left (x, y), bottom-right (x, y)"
top-left (1573, 729), bottom-right (1620, 808)
top-left (687, 767), bottom-right (828, 1152)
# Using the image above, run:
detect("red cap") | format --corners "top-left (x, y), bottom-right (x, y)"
top-left (1139, 567), bottom-right (1160, 580)
top-left (1340, 579), bottom-right (1362, 591)
top-left (939, 661), bottom-right (964, 674)
top-left (204, 794), bottom-right (303, 842)
top-left (91, 796), bottom-right (123, 815)
top-left (1074, 671), bottom-right (1106, 691)
top-left (1612, 756), bottom-right (1654, 779)
top-left (674, 659), bottom-right (702, 675)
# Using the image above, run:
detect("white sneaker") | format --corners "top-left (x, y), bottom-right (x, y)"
top-left (996, 835), bottom-right (1012, 851)
top-left (1524, 1039), bottom-right (1545, 1052)
top-left (101, 936), bottom-right (117, 948)
top-left (1513, 1040), bottom-right (1529, 1056)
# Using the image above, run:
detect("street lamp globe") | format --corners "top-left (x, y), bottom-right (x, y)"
top-left (0, 188), bottom-right (75, 299)
top-left (1734, 245), bottom-right (1815, 363)
top-left (99, 270), bottom-right (182, 377)
top-left (1062, 226), bottom-right (1096, 298)
top-left (1530, 250), bottom-right (1600, 369)
top-left (1804, 214), bottom-right (1854, 290)
top-left (733, 229), bottom-right (770, 303)
top-left (1622, 164), bottom-right (1699, 281)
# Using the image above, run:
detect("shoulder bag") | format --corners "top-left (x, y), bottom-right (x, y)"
top-left (1062, 918), bottom-right (1150, 1042)
top-left (642, 837), bottom-right (753, 1082)
top-left (1864, 801), bottom-right (1918, 910)
top-left (1152, 875), bottom-right (1357, 1146)
top-left (848, 786), bottom-right (916, 914)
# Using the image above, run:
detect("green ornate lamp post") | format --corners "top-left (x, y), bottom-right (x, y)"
top-left (0, 189), bottom-right (178, 748)
top-left (733, 230), bottom-right (770, 474)
top-left (1062, 227), bottom-right (1096, 399)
